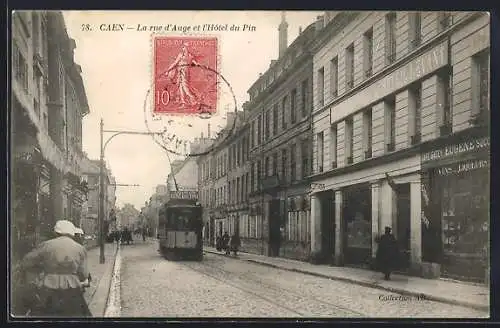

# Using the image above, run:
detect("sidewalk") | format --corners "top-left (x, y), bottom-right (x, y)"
top-left (204, 247), bottom-right (489, 312)
top-left (84, 243), bottom-right (119, 317)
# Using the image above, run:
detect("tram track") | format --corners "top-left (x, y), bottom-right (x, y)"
top-left (181, 256), bottom-right (366, 317)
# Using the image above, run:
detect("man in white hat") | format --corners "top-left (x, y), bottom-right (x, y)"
top-left (17, 220), bottom-right (92, 317)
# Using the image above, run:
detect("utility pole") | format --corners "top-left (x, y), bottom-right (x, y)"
top-left (98, 119), bottom-right (161, 264)
top-left (99, 119), bottom-right (105, 264)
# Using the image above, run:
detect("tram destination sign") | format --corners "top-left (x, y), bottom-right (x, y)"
top-left (169, 190), bottom-right (199, 200)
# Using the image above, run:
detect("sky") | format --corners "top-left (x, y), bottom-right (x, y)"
top-left (62, 10), bottom-right (321, 209)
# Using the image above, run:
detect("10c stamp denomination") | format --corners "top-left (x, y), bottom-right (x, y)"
top-left (153, 36), bottom-right (218, 115)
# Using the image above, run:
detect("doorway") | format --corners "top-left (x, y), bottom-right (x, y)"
top-left (320, 190), bottom-right (335, 264)
top-left (396, 184), bottom-right (411, 270)
top-left (268, 199), bottom-right (281, 257)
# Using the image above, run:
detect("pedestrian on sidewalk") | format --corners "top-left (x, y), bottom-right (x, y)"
top-left (375, 226), bottom-right (399, 281)
top-left (230, 234), bottom-right (241, 256)
top-left (222, 231), bottom-right (230, 255)
top-left (15, 220), bottom-right (92, 317)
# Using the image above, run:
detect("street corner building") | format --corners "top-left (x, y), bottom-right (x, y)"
top-left (308, 11), bottom-right (489, 283)
top-left (11, 11), bottom-right (94, 262)
top-left (196, 11), bottom-right (490, 285)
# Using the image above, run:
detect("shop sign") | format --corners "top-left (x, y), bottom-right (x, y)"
top-left (436, 159), bottom-right (489, 176)
top-left (169, 190), bottom-right (198, 200)
top-left (422, 137), bottom-right (490, 163)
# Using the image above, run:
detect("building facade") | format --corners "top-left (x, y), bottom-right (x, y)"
top-left (12, 11), bottom-right (90, 261)
top-left (245, 14), bottom-right (315, 260)
top-left (309, 11), bottom-right (489, 283)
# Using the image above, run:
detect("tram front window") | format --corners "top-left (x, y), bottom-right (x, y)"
top-left (168, 208), bottom-right (199, 231)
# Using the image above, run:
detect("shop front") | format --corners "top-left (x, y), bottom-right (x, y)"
top-left (421, 129), bottom-right (490, 283)
top-left (342, 183), bottom-right (372, 267)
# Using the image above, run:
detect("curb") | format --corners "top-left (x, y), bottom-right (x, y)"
top-left (206, 250), bottom-right (489, 312)
top-left (104, 245), bottom-right (121, 317)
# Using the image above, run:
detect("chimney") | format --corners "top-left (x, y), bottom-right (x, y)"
top-left (278, 11), bottom-right (288, 58)
top-left (208, 123), bottom-right (211, 138)
top-left (298, 26), bottom-right (302, 34)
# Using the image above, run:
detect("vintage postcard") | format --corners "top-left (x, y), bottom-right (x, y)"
top-left (10, 10), bottom-right (490, 319)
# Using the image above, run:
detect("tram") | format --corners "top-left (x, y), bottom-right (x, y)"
top-left (158, 190), bottom-right (203, 261)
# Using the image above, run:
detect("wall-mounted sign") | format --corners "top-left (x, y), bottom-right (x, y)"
top-left (169, 190), bottom-right (198, 200)
top-left (436, 159), bottom-right (489, 176)
top-left (422, 137), bottom-right (490, 163)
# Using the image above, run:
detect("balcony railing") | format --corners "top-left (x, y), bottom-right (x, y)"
top-left (346, 79), bottom-right (354, 90)
top-left (365, 148), bottom-right (372, 159)
top-left (386, 142), bottom-right (395, 152)
top-left (439, 123), bottom-right (452, 136)
top-left (331, 161), bottom-right (337, 169)
top-left (364, 67), bottom-right (373, 78)
top-left (347, 156), bottom-right (353, 164)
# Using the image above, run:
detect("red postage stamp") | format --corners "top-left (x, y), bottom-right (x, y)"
top-left (153, 36), bottom-right (218, 115)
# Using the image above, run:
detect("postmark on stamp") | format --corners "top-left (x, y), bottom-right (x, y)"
top-left (153, 36), bottom-right (218, 115)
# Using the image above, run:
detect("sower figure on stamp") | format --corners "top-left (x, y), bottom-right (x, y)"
top-left (375, 226), bottom-right (399, 281)
top-left (166, 43), bottom-right (202, 108)
top-left (16, 220), bottom-right (92, 317)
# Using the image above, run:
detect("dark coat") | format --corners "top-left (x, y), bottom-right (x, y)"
top-left (376, 233), bottom-right (399, 272)
top-left (230, 235), bottom-right (241, 249)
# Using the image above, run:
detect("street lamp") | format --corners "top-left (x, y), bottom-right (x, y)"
top-left (99, 119), bottom-right (161, 264)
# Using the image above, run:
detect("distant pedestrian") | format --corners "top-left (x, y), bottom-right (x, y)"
top-left (16, 220), bottom-right (92, 317)
top-left (222, 231), bottom-right (230, 255)
top-left (229, 234), bottom-right (241, 256)
top-left (375, 226), bottom-right (399, 280)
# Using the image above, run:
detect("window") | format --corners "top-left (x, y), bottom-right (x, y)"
top-left (363, 28), bottom-right (373, 78)
top-left (409, 83), bottom-right (422, 144)
top-left (345, 44), bottom-right (355, 90)
top-left (245, 173), bottom-right (250, 200)
top-left (290, 144), bottom-right (297, 181)
top-left (301, 138), bottom-right (310, 178)
top-left (330, 125), bottom-right (338, 168)
top-left (273, 104), bottom-right (278, 136)
top-left (316, 132), bottom-right (324, 172)
top-left (228, 181), bottom-right (232, 204)
top-left (438, 12), bottom-right (452, 33)
top-left (265, 110), bottom-right (270, 140)
top-left (409, 12), bottom-right (422, 50)
top-left (272, 152), bottom-right (278, 175)
top-left (281, 149), bottom-right (288, 181)
top-left (385, 96), bottom-right (396, 152)
top-left (257, 161), bottom-right (261, 190)
top-left (437, 69), bottom-right (453, 136)
top-left (363, 109), bottom-right (373, 159)
top-left (291, 89), bottom-right (297, 124)
top-left (473, 50), bottom-right (490, 117)
top-left (385, 12), bottom-right (397, 64)
top-left (251, 121), bottom-right (255, 148)
top-left (251, 163), bottom-right (255, 192)
top-left (257, 115), bottom-right (262, 145)
top-left (330, 57), bottom-right (339, 97)
top-left (13, 43), bottom-right (28, 90)
top-left (237, 178), bottom-right (240, 204)
top-left (265, 156), bottom-right (270, 177)
top-left (281, 96), bottom-right (288, 129)
top-left (345, 118), bottom-right (353, 164)
top-left (317, 67), bottom-right (325, 107)
top-left (301, 79), bottom-right (308, 117)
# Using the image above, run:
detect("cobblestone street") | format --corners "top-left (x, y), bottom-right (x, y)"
top-left (120, 243), bottom-right (488, 318)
